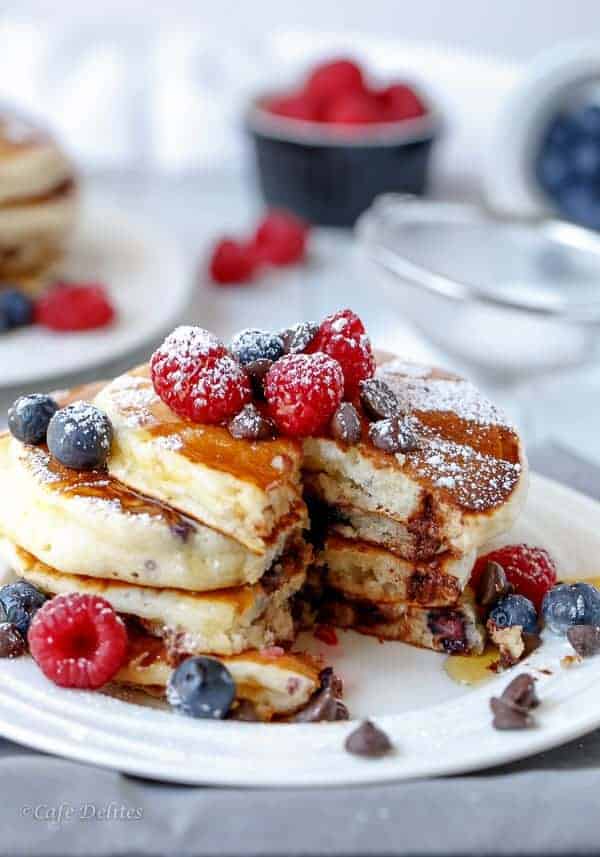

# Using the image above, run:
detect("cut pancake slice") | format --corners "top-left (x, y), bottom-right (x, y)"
top-left (2, 539), bottom-right (311, 657)
top-left (316, 535), bottom-right (475, 607)
top-left (301, 570), bottom-right (485, 655)
top-left (115, 629), bottom-right (323, 721)
top-left (303, 359), bottom-right (528, 560)
top-left (95, 368), bottom-right (303, 554)
top-left (0, 433), bottom-right (307, 591)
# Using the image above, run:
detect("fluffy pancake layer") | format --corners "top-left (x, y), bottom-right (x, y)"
top-left (2, 539), bottom-right (311, 656)
top-left (0, 433), bottom-right (307, 591)
top-left (116, 630), bottom-right (322, 721)
top-left (95, 370), bottom-right (303, 554)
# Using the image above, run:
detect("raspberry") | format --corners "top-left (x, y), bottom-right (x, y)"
top-left (314, 625), bottom-right (338, 646)
top-left (325, 92), bottom-right (381, 125)
top-left (28, 593), bottom-right (127, 689)
top-left (209, 239), bottom-right (255, 284)
top-left (306, 59), bottom-right (365, 107)
top-left (471, 545), bottom-right (557, 611)
top-left (35, 283), bottom-right (115, 331)
top-left (378, 84), bottom-right (426, 121)
top-left (264, 352), bottom-right (344, 437)
top-left (266, 93), bottom-right (317, 122)
top-left (151, 326), bottom-right (251, 424)
top-left (308, 309), bottom-right (375, 397)
top-left (253, 211), bottom-right (308, 266)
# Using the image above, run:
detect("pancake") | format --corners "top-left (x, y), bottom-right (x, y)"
top-left (315, 534), bottom-right (475, 606)
top-left (115, 629), bottom-right (323, 721)
top-left (2, 539), bottom-right (311, 657)
top-left (0, 433), bottom-right (307, 591)
top-left (95, 367), bottom-right (303, 554)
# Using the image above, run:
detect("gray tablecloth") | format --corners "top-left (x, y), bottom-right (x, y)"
top-left (1, 442), bottom-right (599, 856)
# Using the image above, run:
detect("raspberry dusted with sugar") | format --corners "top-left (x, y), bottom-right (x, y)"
top-left (28, 593), bottom-right (127, 689)
top-left (210, 238), bottom-right (256, 284)
top-left (306, 59), bottom-right (365, 106)
top-left (151, 326), bottom-right (251, 424)
top-left (471, 545), bottom-right (557, 611)
top-left (309, 309), bottom-right (375, 398)
top-left (265, 352), bottom-right (344, 437)
top-left (253, 211), bottom-right (308, 266)
top-left (35, 283), bottom-right (115, 331)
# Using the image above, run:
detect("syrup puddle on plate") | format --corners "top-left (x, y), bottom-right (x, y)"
top-left (444, 644), bottom-right (500, 687)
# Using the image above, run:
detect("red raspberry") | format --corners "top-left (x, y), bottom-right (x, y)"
top-left (378, 84), bottom-right (426, 121)
top-left (253, 210), bottom-right (308, 266)
top-left (264, 352), bottom-right (344, 437)
top-left (266, 93), bottom-right (317, 122)
top-left (314, 625), bottom-right (339, 646)
top-left (151, 326), bottom-right (251, 424)
top-left (325, 92), bottom-right (381, 125)
top-left (35, 283), bottom-right (115, 331)
top-left (308, 309), bottom-right (375, 397)
top-left (28, 593), bottom-right (127, 689)
top-left (306, 58), bottom-right (365, 107)
top-left (209, 238), bottom-right (256, 284)
top-left (471, 544), bottom-right (557, 611)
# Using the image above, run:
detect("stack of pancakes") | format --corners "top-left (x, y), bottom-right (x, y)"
top-left (0, 112), bottom-right (77, 290)
top-left (0, 374), bottom-right (325, 721)
top-left (301, 358), bottom-right (528, 655)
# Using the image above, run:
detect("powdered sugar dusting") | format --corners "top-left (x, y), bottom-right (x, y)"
top-left (101, 374), bottom-right (157, 428)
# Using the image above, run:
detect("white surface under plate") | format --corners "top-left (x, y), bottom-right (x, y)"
top-left (0, 198), bottom-right (189, 388)
top-left (0, 473), bottom-right (599, 787)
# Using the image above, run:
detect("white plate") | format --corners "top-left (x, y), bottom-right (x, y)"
top-left (0, 472), bottom-right (599, 787)
top-left (0, 198), bottom-right (189, 388)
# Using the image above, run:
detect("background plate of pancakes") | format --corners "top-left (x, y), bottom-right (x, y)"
top-left (1, 472), bottom-right (600, 786)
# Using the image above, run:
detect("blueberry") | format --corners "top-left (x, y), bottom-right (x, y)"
top-left (0, 289), bottom-right (33, 331)
top-left (557, 184), bottom-right (600, 230)
top-left (488, 594), bottom-right (538, 634)
top-left (572, 141), bottom-right (600, 178)
top-left (8, 394), bottom-right (59, 445)
top-left (544, 115), bottom-right (578, 151)
top-left (575, 105), bottom-right (600, 137)
top-left (0, 579), bottom-right (46, 637)
top-left (231, 328), bottom-right (284, 366)
top-left (542, 582), bottom-right (600, 635)
top-left (47, 402), bottom-right (113, 470)
top-left (167, 656), bottom-right (235, 719)
top-left (536, 151), bottom-right (570, 194)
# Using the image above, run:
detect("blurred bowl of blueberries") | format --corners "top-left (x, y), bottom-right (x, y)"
top-left (247, 57), bottom-right (441, 228)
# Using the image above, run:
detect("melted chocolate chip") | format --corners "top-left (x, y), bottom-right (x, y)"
top-left (369, 416), bottom-right (418, 454)
top-left (228, 404), bottom-right (275, 441)
top-left (360, 378), bottom-right (400, 420)
top-left (567, 625), bottom-right (600, 657)
top-left (477, 561), bottom-right (513, 608)
top-left (502, 673), bottom-right (539, 709)
top-left (345, 720), bottom-right (393, 757)
top-left (169, 520), bottom-right (194, 543)
top-left (280, 321), bottom-right (319, 354)
top-left (330, 402), bottom-right (361, 444)
top-left (292, 686), bottom-right (339, 722)
top-left (490, 696), bottom-right (532, 730)
top-left (228, 700), bottom-right (260, 722)
top-left (260, 562), bottom-right (284, 595)
top-left (245, 359), bottom-right (273, 400)
top-left (428, 609), bottom-right (467, 653)
top-left (0, 623), bottom-right (25, 658)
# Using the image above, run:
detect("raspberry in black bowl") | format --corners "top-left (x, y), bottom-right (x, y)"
top-left (246, 57), bottom-right (441, 227)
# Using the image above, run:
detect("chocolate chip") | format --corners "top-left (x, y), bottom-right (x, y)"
top-left (319, 666), bottom-right (344, 697)
top-left (292, 686), bottom-right (339, 722)
top-left (335, 700), bottom-right (350, 721)
top-left (477, 561), bottom-right (513, 608)
top-left (280, 321), bottom-right (319, 354)
top-left (360, 378), bottom-right (400, 420)
top-left (228, 700), bottom-right (260, 722)
top-left (169, 520), bottom-right (194, 542)
top-left (0, 623), bottom-right (25, 658)
top-left (228, 404), bottom-right (275, 441)
top-left (245, 359), bottom-right (273, 400)
top-left (345, 720), bottom-right (393, 757)
top-left (260, 561), bottom-right (284, 595)
top-left (490, 696), bottom-right (533, 730)
top-left (330, 402), bottom-right (361, 444)
top-left (501, 673), bottom-right (539, 709)
top-left (369, 416), bottom-right (418, 454)
top-left (567, 625), bottom-right (600, 657)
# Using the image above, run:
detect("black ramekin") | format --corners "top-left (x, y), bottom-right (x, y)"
top-left (246, 94), bottom-right (441, 228)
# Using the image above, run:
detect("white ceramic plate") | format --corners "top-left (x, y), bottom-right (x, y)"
top-left (0, 472), bottom-right (599, 788)
top-left (0, 198), bottom-right (189, 388)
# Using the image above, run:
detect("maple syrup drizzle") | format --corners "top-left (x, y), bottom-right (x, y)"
top-left (444, 644), bottom-right (500, 686)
